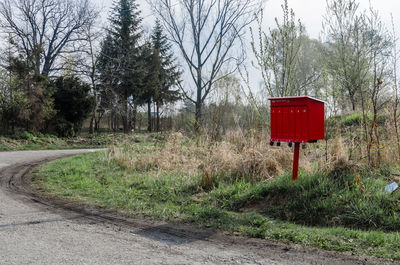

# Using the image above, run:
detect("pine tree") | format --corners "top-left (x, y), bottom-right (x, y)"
top-left (135, 41), bottom-right (154, 132)
top-left (150, 20), bottom-right (181, 131)
top-left (98, 0), bottom-right (142, 133)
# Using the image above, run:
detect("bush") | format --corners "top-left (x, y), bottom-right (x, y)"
top-left (333, 112), bottom-right (387, 128)
top-left (340, 113), bottom-right (363, 127)
top-left (49, 76), bottom-right (94, 137)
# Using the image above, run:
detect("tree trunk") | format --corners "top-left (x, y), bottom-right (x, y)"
top-left (89, 93), bottom-right (97, 134)
top-left (359, 87), bottom-right (371, 164)
top-left (195, 102), bottom-right (201, 133)
top-left (89, 117), bottom-right (94, 134)
top-left (153, 103), bottom-right (156, 132)
top-left (394, 98), bottom-right (400, 160)
top-left (95, 117), bottom-right (99, 132)
top-left (111, 112), bottom-right (114, 131)
top-left (89, 78), bottom-right (98, 134)
top-left (109, 113), bottom-right (112, 131)
top-left (195, 67), bottom-right (202, 133)
top-left (132, 103), bottom-right (137, 131)
top-left (147, 100), bottom-right (152, 132)
top-left (35, 52), bottom-right (42, 76)
top-left (350, 97), bottom-right (356, 112)
top-left (122, 89), bottom-right (129, 133)
top-left (156, 101), bottom-right (160, 132)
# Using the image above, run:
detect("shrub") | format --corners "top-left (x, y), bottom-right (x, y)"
top-left (49, 76), bottom-right (94, 137)
top-left (340, 113), bottom-right (363, 127)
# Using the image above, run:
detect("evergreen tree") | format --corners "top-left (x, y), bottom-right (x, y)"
top-left (50, 76), bottom-right (94, 137)
top-left (149, 20), bottom-right (181, 131)
top-left (136, 41), bottom-right (155, 132)
top-left (98, 0), bottom-right (142, 133)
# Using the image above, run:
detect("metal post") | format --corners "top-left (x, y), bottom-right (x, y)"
top-left (292, 142), bottom-right (300, 181)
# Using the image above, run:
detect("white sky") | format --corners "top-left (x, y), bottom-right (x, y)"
top-left (94, 0), bottom-right (400, 39)
top-left (264, 0), bottom-right (400, 39)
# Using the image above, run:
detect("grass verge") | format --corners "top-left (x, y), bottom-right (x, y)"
top-left (0, 132), bottom-right (148, 151)
top-left (33, 150), bottom-right (400, 261)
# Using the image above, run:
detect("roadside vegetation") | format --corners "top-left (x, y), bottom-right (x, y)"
top-left (34, 126), bottom-right (400, 261)
top-left (0, 132), bottom-right (138, 151)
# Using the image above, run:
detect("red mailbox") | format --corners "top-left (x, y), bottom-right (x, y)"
top-left (268, 96), bottom-right (325, 180)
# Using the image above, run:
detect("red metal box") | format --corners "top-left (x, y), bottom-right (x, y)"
top-left (269, 96), bottom-right (325, 143)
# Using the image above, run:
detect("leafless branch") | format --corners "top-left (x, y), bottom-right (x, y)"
top-left (0, 0), bottom-right (98, 76)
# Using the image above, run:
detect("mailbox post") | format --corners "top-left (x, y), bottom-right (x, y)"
top-left (268, 96), bottom-right (325, 180)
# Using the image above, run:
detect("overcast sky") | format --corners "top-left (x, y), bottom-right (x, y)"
top-left (265, 0), bottom-right (400, 38)
top-left (93, 0), bottom-right (400, 100)
top-left (94, 0), bottom-right (400, 39)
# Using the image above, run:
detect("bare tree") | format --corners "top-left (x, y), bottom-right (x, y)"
top-left (150, 0), bottom-right (262, 131)
top-left (205, 74), bottom-right (242, 139)
top-left (322, 0), bottom-right (369, 112)
top-left (323, 0), bottom-right (392, 165)
top-left (64, 21), bottom-right (103, 134)
top-left (364, 6), bottom-right (392, 164)
top-left (251, 1), bottom-right (307, 97)
top-left (391, 14), bottom-right (400, 160)
top-left (0, 0), bottom-right (98, 76)
top-left (81, 24), bottom-right (102, 134)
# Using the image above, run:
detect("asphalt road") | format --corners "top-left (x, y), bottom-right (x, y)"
top-left (0, 150), bottom-right (391, 265)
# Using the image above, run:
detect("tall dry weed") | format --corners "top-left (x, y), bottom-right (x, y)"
top-left (108, 131), bottom-right (316, 188)
top-left (107, 132), bottom-right (206, 176)
top-left (200, 133), bottom-right (310, 186)
top-left (374, 109), bottom-right (400, 165)
top-left (330, 135), bottom-right (348, 167)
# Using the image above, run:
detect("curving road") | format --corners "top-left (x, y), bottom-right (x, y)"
top-left (0, 150), bottom-right (390, 265)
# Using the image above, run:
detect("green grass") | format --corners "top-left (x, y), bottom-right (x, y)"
top-left (33, 151), bottom-right (400, 260)
top-left (0, 143), bottom-right (105, 151)
top-left (0, 132), bottom-right (151, 151)
top-left (208, 167), bottom-right (400, 231)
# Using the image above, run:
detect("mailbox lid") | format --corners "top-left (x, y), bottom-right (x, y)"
top-left (268, 96), bottom-right (326, 106)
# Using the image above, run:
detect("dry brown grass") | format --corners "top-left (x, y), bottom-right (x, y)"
top-left (106, 131), bottom-right (319, 189)
top-left (109, 130), bottom-right (386, 187)
top-left (329, 135), bottom-right (349, 167)
top-left (106, 132), bottom-right (207, 176)
top-left (199, 137), bottom-right (300, 184)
